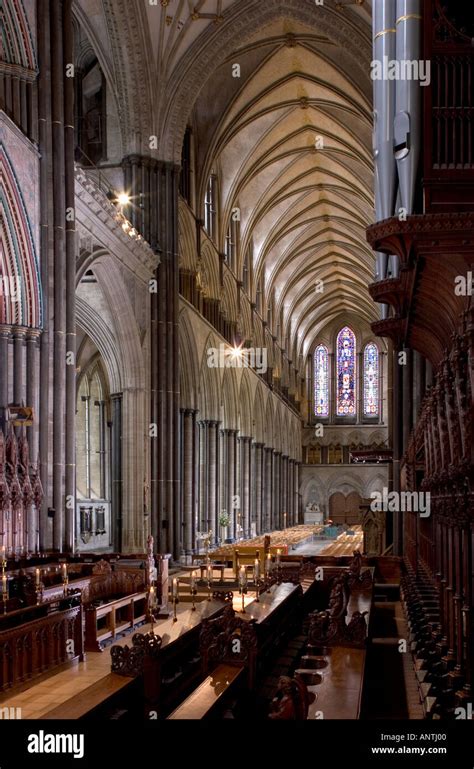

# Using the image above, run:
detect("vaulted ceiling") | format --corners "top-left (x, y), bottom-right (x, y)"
top-left (74, 0), bottom-right (376, 360)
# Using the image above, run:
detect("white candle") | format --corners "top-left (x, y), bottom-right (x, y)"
top-left (276, 549), bottom-right (281, 565)
top-left (149, 585), bottom-right (156, 608)
top-left (35, 568), bottom-right (40, 586)
top-left (62, 563), bottom-right (67, 578)
top-left (172, 578), bottom-right (179, 598)
top-left (239, 566), bottom-right (247, 588)
top-left (266, 553), bottom-right (272, 574)
top-left (190, 571), bottom-right (197, 591)
top-left (2, 574), bottom-right (7, 594)
top-left (207, 564), bottom-right (213, 583)
top-left (254, 559), bottom-right (260, 581)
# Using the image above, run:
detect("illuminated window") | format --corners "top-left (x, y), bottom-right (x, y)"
top-left (336, 326), bottom-right (356, 416)
top-left (314, 344), bottom-right (329, 417)
top-left (364, 342), bottom-right (379, 417)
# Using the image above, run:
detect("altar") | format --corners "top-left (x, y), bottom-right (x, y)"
top-left (304, 502), bottom-right (324, 525)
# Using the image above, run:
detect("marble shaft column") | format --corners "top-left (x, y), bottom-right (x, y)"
top-left (402, 348), bottom-right (413, 448)
top-left (287, 459), bottom-right (293, 526)
top-left (240, 436), bottom-right (251, 538)
top-left (254, 443), bottom-right (264, 535)
top-left (64, 0), bottom-right (76, 552)
top-left (281, 455), bottom-right (289, 526)
top-left (294, 462), bottom-right (300, 524)
top-left (392, 347), bottom-right (403, 554)
top-left (207, 421), bottom-right (219, 544)
top-left (264, 447), bottom-right (273, 532)
top-left (225, 430), bottom-right (237, 540)
top-left (182, 410), bottom-right (196, 554)
top-left (198, 421), bottom-right (209, 533)
top-left (272, 451), bottom-right (281, 530)
top-left (51, 0), bottom-right (67, 551)
top-left (0, 327), bottom-right (9, 426)
top-left (26, 331), bottom-right (40, 463)
top-left (151, 162), bottom-right (180, 557)
top-left (110, 394), bottom-right (123, 552)
top-left (37, 0), bottom-right (52, 551)
top-left (13, 329), bottom-right (25, 407)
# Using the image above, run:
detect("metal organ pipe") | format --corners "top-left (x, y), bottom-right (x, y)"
top-left (394, 0), bottom-right (422, 217)
top-left (373, 0), bottom-right (397, 318)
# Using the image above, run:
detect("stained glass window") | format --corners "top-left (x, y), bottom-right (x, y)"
top-left (336, 326), bottom-right (356, 416)
top-left (364, 342), bottom-right (379, 417)
top-left (314, 344), bottom-right (329, 417)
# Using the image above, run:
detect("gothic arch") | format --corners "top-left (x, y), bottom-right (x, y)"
top-left (252, 382), bottom-right (265, 444)
top-left (179, 308), bottom-right (199, 411)
top-left (198, 332), bottom-right (221, 421)
top-left (221, 366), bottom-right (239, 430)
top-left (239, 369), bottom-right (253, 437)
top-left (0, 147), bottom-right (42, 327)
top-left (0, 0), bottom-right (36, 69)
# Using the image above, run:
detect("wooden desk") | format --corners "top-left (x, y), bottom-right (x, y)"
top-left (306, 588), bottom-right (372, 719)
top-left (167, 664), bottom-right (244, 719)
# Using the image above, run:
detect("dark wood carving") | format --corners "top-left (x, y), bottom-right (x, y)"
top-left (200, 604), bottom-right (258, 687)
top-left (111, 631), bottom-right (162, 677)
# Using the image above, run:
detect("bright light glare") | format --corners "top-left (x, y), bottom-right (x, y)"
top-left (117, 192), bottom-right (130, 206)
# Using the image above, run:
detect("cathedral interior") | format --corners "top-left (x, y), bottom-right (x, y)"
top-left (0, 0), bottom-right (473, 733)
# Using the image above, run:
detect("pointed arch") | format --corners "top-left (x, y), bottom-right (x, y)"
top-left (221, 366), bottom-right (239, 430)
top-left (336, 325), bottom-right (356, 416)
top-left (0, 147), bottom-right (42, 327)
top-left (0, 0), bottom-right (36, 70)
top-left (314, 343), bottom-right (329, 418)
top-left (253, 382), bottom-right (265, 444)
top-left (198, 332), bottom-right (221, 421)
top-left (239, 369), bottom-right (253, 437)
top-left (179, 308), bottom-right (199, 410)
top-left (363, 341), bottom-right (379, 417)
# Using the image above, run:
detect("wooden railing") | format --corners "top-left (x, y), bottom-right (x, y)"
top-left (0, 596), bottom-right (83, 692)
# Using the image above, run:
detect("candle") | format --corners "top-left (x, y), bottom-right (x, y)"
top-left (1, 545), bottom-right (5, 559)
top-left (172, 578), bottom-right (179, 599)
top-left (190, 571), bottom-right (197, 591)
top-left (35, 568), bottom-right (40, 586)
top-left (149, 585), bottom-right (156, 609)
top-left (265, 553), bottom-right (272, 574)
top-left (207, 564), bottom-right (213, 583)
top-left (62, 563), bottom-right (67, 578)
top-left (239, 565), bottom-right (247, 588)
top-left (254, 558), bottom-right (260, 581)
top-left (283, 513), bottom-right (287, 529)
top-left (276, 548), bottom-right (281, 565)
top-left (2, 574), bottom-right (6, 594)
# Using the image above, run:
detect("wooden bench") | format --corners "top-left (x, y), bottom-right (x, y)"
top-left (167, 664), bottom-right (244, 719)
top-left (85, 591), bottom-right (147, 652)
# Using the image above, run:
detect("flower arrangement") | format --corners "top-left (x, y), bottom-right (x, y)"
top-left (219, 511), bottom-right (230, 528)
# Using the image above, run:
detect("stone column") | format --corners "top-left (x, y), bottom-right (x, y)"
top-left (225, 430), bottom-right (237, 540)
top-left (207, 421), bottom-right (219, 544)
top-left (150, 162), bottom-right (180, 557)
top-left (264, 447), bottom-right (273, 533)
top-left (26, 331), bottom-right (40, 463)
top-left (182, 410), bottom-right (196, 555)
top-left (402, 348), bottom-right (413, 450)
top-left (272, 451), bottom-right (282, 529)
top-left (281, 454), bottom-right (289, 527)
top-left (198, 421), bottom-right (209, 533)
top-left (294, 462), bottom-right (300, 524)
top-left (240, 436), bottom-right (251, 538)
top-left (121, 387), bottom-right (146, 552)
top-left (254, 443), bottom-right (264, 535)
top-left (0, 327), bottom-right (10, 426)
top-left (13, 328), bottom-right (26, 405)
top-left (110, 394), bottom-right (122, 552)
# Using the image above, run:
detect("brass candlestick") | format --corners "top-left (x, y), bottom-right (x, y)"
top-left (36, 583), bottom-right (43, 605)
top-left (190, 587), bottom-right (197, 611)
top-left (2, 591), bottom-right (7, 614)
top-left (173, 595), bottom-right (179, 622)
top-left (62, 575), bottom-right (69, 596)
